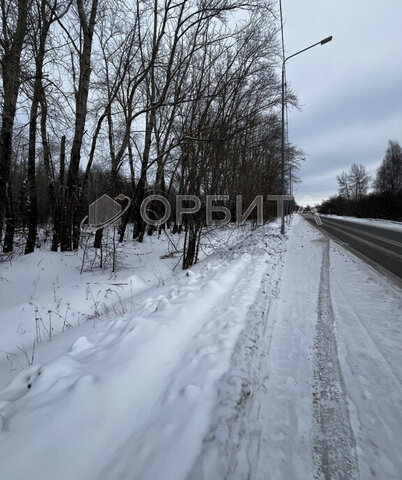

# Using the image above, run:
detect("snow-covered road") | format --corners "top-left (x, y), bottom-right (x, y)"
top-left (0, 218), bottom-right (401, 479)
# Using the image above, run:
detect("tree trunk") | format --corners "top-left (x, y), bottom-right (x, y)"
top-left (62, 0), bottom-right (98, 250)
top-left (40, 94), bottom-right (58, 251)
top-left (0, 0), bottom-right (29, 243)
top-left (25, 0), bottom-right (54, 254)
top-left (25, 92), bottom-right (40, 254)
top-left (182, 220), bottom-right (201, 270)
top-left (133, 106), bottom-right (155, 241)
top-left (117, 140), bottom-right (135, 243)
top-left (57, 136), bottom-right (68, 251)
top-left (94, 228), bottom-right (103, 248)
top-left (2, 188), bottom-right (15, 253)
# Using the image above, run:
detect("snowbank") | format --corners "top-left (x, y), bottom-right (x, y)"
top-left (0, 222), bottom-right (286, 480)
top-left (321, 214), bottom-right (402, 232)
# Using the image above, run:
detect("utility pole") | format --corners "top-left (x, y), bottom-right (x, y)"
top-left (280, 35), bottom-right (333, 234)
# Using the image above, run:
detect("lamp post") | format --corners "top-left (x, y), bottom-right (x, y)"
top-left (280, 36), bottom-right (332, 234)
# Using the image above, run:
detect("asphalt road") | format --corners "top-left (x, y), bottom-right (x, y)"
top-left (303, 214), bottom-right (402, 280)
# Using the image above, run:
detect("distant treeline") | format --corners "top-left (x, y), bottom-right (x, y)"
top-left (319, 141), bottom-right (402, 221)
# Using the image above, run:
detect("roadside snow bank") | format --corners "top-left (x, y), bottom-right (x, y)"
top-left (320, 214), bottom-right (402, 231)
top-left (0, 222), bottom-right (286, 480)
top-left (0, 225), bottom-right (250, 359)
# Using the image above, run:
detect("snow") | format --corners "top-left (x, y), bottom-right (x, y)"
top-left (0, 226), bottom-right (248, 363)
top-left (0, 218), bottom-right (401, 479)
top-left (189, 215), bottom-right (321, 479)
top-left (0, 223), bottom-right (287, 480)
top-left (0, 235), bottom-right (173, 359)
top-left (329, 241), bottom-right (402, 479)
top-left (321, 214), bottom-right (402, 231)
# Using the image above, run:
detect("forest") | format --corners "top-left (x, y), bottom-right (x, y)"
top-left (0, 0), bottom-right (302, 268)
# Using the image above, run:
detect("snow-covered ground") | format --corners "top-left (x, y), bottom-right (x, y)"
top-left (0, 219), bottom-right (401, 479)
top-left (0, 225), bottom-right (247, 364)
top-left (320, 214), bottom-right (402, 231)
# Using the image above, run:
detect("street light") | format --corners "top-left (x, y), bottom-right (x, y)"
top-left (280, 35), bottom-right (333, 234)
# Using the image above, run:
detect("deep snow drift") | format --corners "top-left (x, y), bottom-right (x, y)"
top-left (0, 219), bottom-right (401, 480)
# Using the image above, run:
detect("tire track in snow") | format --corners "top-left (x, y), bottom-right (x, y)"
top-left (329, 250), bottom-right (402, 479)
top-left (332, 275), bottom-right (402, 389)
top-left (312, 238), bottom-right (360, 480)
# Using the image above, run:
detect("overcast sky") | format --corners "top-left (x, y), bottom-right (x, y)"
top-left (281, 0), bottom-right (402, 206)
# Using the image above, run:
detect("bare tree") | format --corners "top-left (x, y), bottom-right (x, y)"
top-left (337, 171), bottom-right (351, 200)
top-left (61, 0), bottom-right (99, 251)
top-left (348, 163), bottom-right (370, 200)
top-left (338, 164), bottom-right (370, 201)
top-left (0, 0), bottom-right (29, 243)
top-left (375, 140), bottom-right (402, 195)
top-left (24, 0), bottom-right (69, 254)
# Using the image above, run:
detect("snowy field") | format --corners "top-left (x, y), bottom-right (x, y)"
top-left (0, 218), bottom-right (401, 479)
top-left (0, 225), bottom-right (248, 364)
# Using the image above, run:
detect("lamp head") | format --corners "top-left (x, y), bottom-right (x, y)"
top-left (321, 36), bottom-right (333, 45)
